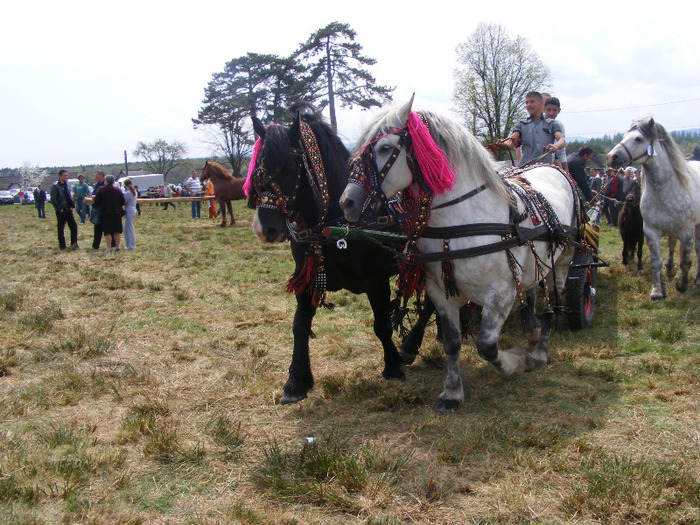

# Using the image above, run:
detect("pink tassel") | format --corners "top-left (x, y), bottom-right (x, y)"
top-left (243, 137), bottom-right (264, 198)
top-left (407, 112), bottom-right (456, 195)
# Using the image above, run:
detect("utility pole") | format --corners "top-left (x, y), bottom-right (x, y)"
top-left (124, 150), bottom-right (129, 177)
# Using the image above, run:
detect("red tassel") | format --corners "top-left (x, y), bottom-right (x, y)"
top-left (287, 253), bottom-right (317, 297)
top-left (397, 260), bottom-right (426, 301)
top-left (441, 259), bottom-right (459, 298)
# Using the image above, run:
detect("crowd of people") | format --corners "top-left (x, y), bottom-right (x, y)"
top-left (44, 170), bottom-right (219, 252)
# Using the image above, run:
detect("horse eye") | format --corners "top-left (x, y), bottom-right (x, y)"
top-left (634, 137), bottom-right (644, 142)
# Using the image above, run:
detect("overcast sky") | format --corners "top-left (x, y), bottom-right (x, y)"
top-left (2, 0), bottom-right (698, 169)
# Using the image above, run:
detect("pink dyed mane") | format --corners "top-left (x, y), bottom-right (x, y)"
top-left (407, 111), bottom-right (456, 195)
top-left (243, 137), bottom-right (263, 198)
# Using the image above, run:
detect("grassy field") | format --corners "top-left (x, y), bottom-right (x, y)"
top-left (1, 201), bottom-right (699, 524)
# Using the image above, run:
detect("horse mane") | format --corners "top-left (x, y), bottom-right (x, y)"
top-left (633, 117), bottom-right (693, 189)
top-left (204, 161), bottom-right (234, 180)
top-left (353, 105), bottom-right (512, 204)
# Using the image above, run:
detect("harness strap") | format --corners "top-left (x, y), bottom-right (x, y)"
top-left (408, 224), bottom-right (555, 264)
top-left (430, 183), bottom-right (488, 210)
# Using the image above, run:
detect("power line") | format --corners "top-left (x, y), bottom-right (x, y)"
top-left (567, 97), bottom-right (700, 114)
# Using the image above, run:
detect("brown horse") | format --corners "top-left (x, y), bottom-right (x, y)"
top-left (200, 161), bottom-right (246, 227)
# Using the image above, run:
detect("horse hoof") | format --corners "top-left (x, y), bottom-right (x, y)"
top-left (650, 293), bottom-right (665, 302)
top-left (382, 367), bottom-right (405, 381)
top-left (637, 265), bottom-right (643, 272)
top-left (399, 350), bottom-right (418, 365)
top-left (219, 224), bottom-right (226, 228)
top-left (280, 392), bottom-right (307, 405)
top-left (676, 281), bottom-right (688, 293)
top-left (433, 397), bottom-right (460, 413)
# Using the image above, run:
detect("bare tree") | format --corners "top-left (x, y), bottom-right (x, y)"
top-left (132, 139), bottom-right (188, 182)
top-left (454, 23), bottom-right (551, 151)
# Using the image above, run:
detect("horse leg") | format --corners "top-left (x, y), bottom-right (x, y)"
top-left (434, 300), bottom-right (469, 413)
top-left (675, 232), bottom-right (694, 293)
top-left (367, 285), bottom-right (404, 381)
top-left (218, 198), bottom-right (227, 227)
top-left (637, 236), bottom-right (644, 271)
top-left (227, 200), bottom-right (235, 225)
top-left (399, 296), bottom-right (436, 364)
top-left (665, 237), bottom-right (677, 279)
top-left (645, 228), bottom-right (665, 301)
top-left (520, 288), bottom-right (541, 348)
top-left (281, 294), bottom-right (317, 404)
top-left (478, 295), bottom-right (535, 377)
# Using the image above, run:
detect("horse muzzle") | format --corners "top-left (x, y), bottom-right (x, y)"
top-left (340, 184), bottom-right (383, 224)
top-left (252, 209), bottom-right (287, 243)
top-left (606, 145), bottom-right (629, 169)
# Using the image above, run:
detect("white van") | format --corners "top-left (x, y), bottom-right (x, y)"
top-left (117, 174), bottom-right (165, 197)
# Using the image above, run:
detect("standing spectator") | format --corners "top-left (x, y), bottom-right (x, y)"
top-left (162, 184), bottom-right (176, 210)
top-left (204, 177), bottom-right (217, 218)
top-left (603, 169), bottom-right (626, 227)
top-left (93, 175), bottom-right (125, 254)
top-left (122, 179), bottom-right (138, 250)
top-left (91, 171), bottom-right (106, 250)
top-left (566, 146), bottom-right (596, 203)
top-left (502, 91), bottom-right (565, 166)
top-left (49, 170), bottom-right (79, 250)
top-left (589, 169), bottom-right (603, 194)
top-left (185, 171), bottom-right (202, 219)
top-left (72, 174), bottom-right (90, 224)
top-left (33, 185), bottom-right (46, 219)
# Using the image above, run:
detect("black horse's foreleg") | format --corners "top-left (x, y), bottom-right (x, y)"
top-left (399, 296), bottom-right (436, 364)
top-left (281, 294), bottom-right (316, 404)
top-left (367, 285), bottom-right (405, 381)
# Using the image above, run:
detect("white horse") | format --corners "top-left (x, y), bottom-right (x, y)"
top-left (340, 100), bottom-right (579, 412)
top-left (607, 118), bottom-right (700, 301)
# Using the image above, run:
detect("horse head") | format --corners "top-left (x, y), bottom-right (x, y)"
top-left (200, 161), bottom-right (212, 183)
top-left (607, 117), bottom-right (657, 169)
top-left (340, 97), bottom-right (456, 224)
top-left (249, 103), bottom-right (350, 243)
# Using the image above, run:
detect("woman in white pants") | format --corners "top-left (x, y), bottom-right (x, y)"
top-left (122, 179), bottom-right (137, 250)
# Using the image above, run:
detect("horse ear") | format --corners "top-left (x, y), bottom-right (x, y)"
top-left (252, 116), bottom-right (266, 140)
top-left (398, 93), bottom-right (416, 122)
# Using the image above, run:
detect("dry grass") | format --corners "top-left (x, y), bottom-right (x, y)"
top-left (1, 202), bottom-right (699, 524)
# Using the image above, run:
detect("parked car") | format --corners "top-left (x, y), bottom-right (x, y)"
top-left (0, 190), bottom-right (15, 205)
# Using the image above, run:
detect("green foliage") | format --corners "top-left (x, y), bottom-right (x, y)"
top-left (294, 21), bottom-right (394, 131)
top-left (455, 22), bottom-right (552, 146)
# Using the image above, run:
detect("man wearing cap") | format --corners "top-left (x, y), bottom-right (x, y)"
top-left (49, 170), bottom-right (79, 250)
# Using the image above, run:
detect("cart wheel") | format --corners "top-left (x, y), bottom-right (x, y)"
top-left (566, 252), bottom-right (597, 330)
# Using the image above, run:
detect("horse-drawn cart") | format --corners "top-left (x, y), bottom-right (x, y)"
top-left (564, 210), bottom-right (609, 330)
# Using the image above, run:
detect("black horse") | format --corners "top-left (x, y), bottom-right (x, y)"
top-left (249, 102), bottom-right (422, 404)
